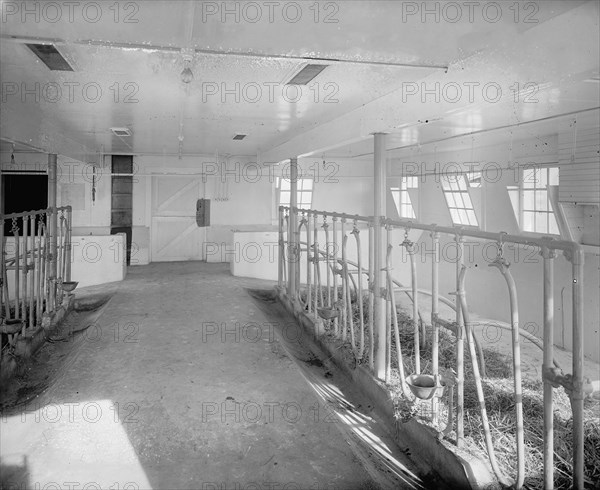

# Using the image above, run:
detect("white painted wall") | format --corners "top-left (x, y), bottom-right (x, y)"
top-left (1, 152), bottom-right (124, 288)
top-left (3, 144), bottom-right (597, 361)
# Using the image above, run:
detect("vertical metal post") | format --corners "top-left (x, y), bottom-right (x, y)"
top-left (48, 154), bottom-right (58, 310)
top-left (288, 157), bottom-right (298, 300)
top-left (295, 213), bottom-right (302, 296)
top-left (12, 218), bottom-right (20, 320)
top-left (332, 217), bottom-right (339, 335)
top-left (368, 221), bottom-right (375, 371)
top-left (28, 215), bottom-right (35, 328)
top-left (313, 212), bottom-right (320, 315)
top-left (431, 231), bottom-right (440, 424)
top-left (455, 234), bottom-right (465, 447)
top-left (66, 206), bottom-right (72, 282)
top-left (278, 206), bottom-right (284, 288)
top-left (340, 218), bottom-right (346, 340)
top-left (571, 247), bottom-right (585, 490)
top-left (385, 225), bottom-right (392, 382)
top-left (36, 218), bottom-right (43, 323)
top-left (22, 211), bottom-right (28, 327)
top-left (373, 133), bottom-right (387, 380)
top-left (306, 211), bottom-right (312, 313)
top-left (408, 241), bottom-right (419, 373)
top-left (541, 246), bottom-right (556, 490)
top-left (0, 212), bottom-right (4, 318)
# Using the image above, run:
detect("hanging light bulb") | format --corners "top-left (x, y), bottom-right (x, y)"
top-left (181, 55), bottom-right (193, 84)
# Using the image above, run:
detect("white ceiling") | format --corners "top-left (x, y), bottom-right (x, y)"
top-left (0, 0), bottom-right (598, 163)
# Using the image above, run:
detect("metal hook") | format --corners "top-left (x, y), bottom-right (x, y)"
top-left (496, 231), bottom-right (507, 259)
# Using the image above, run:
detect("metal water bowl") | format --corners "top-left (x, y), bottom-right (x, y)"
top-left (406, 374), bottom-right (446, 400)
top-left (61, 281), bottom-right (79, 292)
top-left (317, 307), bottom-right (340, 320)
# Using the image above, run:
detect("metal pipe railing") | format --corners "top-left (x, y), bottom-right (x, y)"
top-left (542, 246), bottom-right (556, 489)
top-left (279, 206), bottom-right (588, 489)
top-left (431, 231), bottom-right (440, 425)
top-left (1, 206), bottom-right (72, 348)
top-left (332, 217), bottom-right (339, 336)
top-left (352, 221), bottom-right (365, 360)
top-left (455, 234), bottom-right (465, 447)
top-left (489, 254), bottom-right (525, 489)
top-left (368, 222), bottom-right (375, 371)
top-left (458, 265), bottom-right (509, 486)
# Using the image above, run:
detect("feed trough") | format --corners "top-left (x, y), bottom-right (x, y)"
top-left (406, 374), bottom-right (446, 400)
top-left (61, 281), bottom-right (79, 292)
top-left (317, 307), bottom-right (340, 320)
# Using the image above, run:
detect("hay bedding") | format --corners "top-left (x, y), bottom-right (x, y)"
top-left (301, 289), bottom-right (600, 489)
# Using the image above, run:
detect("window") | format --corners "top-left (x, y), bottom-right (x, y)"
top-left (391, 176), bottom-right (418, 219)
top-left (277, 177), bottom-right (313, 209)
top-left (466, 171), bottom-right (482, 188)
top-left (441, 174), bottom-right (478, 226)
top-left (520, 167), bottom-right (559, 234)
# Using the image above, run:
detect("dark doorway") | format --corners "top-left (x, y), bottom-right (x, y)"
top-left (111, 156), bottom-right (133, 265)
top-left (2, 173), bottom-right (48, 236)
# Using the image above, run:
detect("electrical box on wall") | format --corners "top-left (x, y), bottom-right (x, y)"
top-left (196, 199), bottom-right (210, 227)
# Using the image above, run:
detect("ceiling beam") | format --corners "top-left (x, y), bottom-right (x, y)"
top-left (0, 34), bottom-right (449, 70)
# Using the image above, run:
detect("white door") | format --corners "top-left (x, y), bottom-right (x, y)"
top-left (151, 176), bottom-right (205, 262)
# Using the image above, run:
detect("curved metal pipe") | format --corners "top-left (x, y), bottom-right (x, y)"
top-left (342, 234), bottom-right (355, 351)
top-left (332, 217), bottom-right (339, 336)
top-left (313, 216), bottom-right (323, 309)
top-left (297, 215), bottom-right (308, 305)
top-left (304, 240), bottom-right (534, 382)
top-left (368, 224), bottom-right (375, 371)
top-left (323, 219), bottom-right (331, 308)
top-left (352, 225), bottom-right (365, 359)
top-left (281, 213), bottom-right (288, 285)
top-left (458, 265), bottom-right (509, 486)
top-left (403, 239), bottom-right (420, 373)
top-left (387, 244), bottom-right (411, 399)
top-left (489, 257), bottom-right (525, 489)
top-left (306, 212), bottom-right (312, 313)
top-left (431, 231), bottom-right (440, 425)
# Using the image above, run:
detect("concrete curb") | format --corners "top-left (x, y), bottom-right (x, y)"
top-left (0, 295), bottom-right (75, 387)
top-left (275, 287), bottom-right (499, 490)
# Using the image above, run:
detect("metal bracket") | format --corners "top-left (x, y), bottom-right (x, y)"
top-left (543, 366), bottom-right (597, 399)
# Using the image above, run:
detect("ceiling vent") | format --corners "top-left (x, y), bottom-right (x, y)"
top-left (111, 127), bottom-right (132, 137)
top-left (233, 134), bottom-right (247, 140)
top-left (286, 64), bottom-right (328, 85)
top-left (26, 44), bottom-right (74, 71)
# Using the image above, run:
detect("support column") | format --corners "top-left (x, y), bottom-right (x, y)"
top-left (373, 133), bottom-right (387, 380)
top-left (48, 154), bottom-right (58, 309)
top-left (288, 157), bottom-right (298, 300)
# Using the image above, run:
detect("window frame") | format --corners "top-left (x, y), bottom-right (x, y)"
top-left (440, 173), bottom-right (479, 227)
top-left (391, 176), bottom-right (418, 219)
top-left (517, 165), bottom-right (560, 236)
top-left (276, 176), bottom-right (314, 210)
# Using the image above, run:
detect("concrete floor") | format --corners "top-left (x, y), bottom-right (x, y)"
top-left (1, 263), bottom-right (427, 490)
